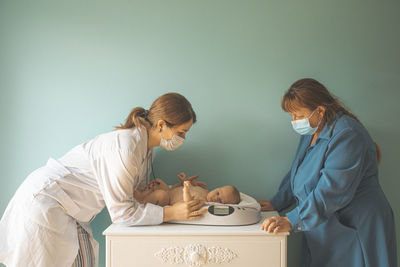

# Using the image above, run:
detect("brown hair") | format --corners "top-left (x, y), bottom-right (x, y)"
top-left (282, 78), bottom-right (382, 165)
top-left (281, 78), bottom-right (360, 126)
top-left (115, 93), bottom-right (196, 130)
top-left (374, 142), bottom-right (382, 166)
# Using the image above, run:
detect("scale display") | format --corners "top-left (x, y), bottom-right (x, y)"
top-left (208, 205), bottom-right (234, 216)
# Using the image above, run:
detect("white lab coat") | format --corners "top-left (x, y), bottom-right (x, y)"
top-left (0, 126), bottom-right (163, 267)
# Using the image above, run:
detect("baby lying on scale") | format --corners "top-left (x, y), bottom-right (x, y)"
top-left (134, 173), bottom-right (241, 206)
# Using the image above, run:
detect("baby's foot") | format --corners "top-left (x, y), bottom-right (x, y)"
top-left (183, 181), bottom-right (192, 202)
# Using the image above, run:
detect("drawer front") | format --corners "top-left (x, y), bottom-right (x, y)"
top-left (107, 235), bottom-right (286, 267)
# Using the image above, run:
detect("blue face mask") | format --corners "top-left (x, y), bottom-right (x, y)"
top-left (291, 109), bottom-right (321, 135)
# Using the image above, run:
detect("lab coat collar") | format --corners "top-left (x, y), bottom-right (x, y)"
top-left (135, 125), bottom-right (154, 159)
top-left (136, 125), bottom-right (148, 147)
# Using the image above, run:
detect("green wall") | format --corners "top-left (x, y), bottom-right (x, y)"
top-left (1, 1), bottom-right (399, 266)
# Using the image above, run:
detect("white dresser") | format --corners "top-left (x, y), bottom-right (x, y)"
top-left (103, 211), bottom-right (288, 267)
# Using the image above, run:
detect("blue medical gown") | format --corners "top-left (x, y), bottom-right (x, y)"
top-left (270, 114), bottom-right (397, 267)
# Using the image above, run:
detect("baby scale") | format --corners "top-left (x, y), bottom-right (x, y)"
top-left (170, 193), bottom-right (261, 226)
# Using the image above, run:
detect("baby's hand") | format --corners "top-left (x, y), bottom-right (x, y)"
top-left (186, 175), bottom-right (207, 188)
top-left (177, 173), bottom-right (187, 183)
top-left (177, 172), bottom-right (207, 188)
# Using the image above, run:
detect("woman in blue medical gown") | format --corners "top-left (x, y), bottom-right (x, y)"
top-left (259, 78), bottom-right (397, 267)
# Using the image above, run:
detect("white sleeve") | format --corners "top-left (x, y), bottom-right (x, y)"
top-left (92, 149), bottom-right (164, 226)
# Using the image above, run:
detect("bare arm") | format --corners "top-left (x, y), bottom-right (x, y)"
top-left (171, 172), bottom-right (207, 188)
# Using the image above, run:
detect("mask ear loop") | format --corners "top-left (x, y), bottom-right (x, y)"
top-left (312, 109), bottom-right (324, 134)
top-left (160, 123), bottom-right (174, 139)
top-left (308, 108), bottom-right (317, 119)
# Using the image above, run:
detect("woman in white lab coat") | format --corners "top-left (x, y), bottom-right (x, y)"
top-left (0, 92), bottom-right (206, 267)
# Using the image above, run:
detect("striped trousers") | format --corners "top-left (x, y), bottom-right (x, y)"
top-left (72, 223), bottom-right (95, 267)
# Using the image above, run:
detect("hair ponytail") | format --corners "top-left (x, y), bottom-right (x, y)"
top-left (115, 107), bottom-right (151, 130)
top-left (115, 93), bottom-right (196, 130)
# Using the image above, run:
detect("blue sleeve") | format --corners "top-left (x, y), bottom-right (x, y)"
top-left (270, 171), bottom-right (295, 212)
top-left (286, 129), bottom-right (367, 232)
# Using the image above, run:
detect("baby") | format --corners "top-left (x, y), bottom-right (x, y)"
top-left (134, 173), bottom-right (241, 207)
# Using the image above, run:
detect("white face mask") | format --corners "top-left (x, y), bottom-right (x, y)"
top-left (159, 126), bottom-right (185, 151)
top-left (291, 109), bottom-right (322, 135)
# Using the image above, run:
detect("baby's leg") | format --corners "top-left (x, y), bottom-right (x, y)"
top-left (183, 181), bottom-right (192, 202)
top-left (142, 190), bottom-right (170, 206)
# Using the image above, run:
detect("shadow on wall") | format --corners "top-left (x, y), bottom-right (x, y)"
top-left (366, 126), bottom-right (399, 197)
top-left (366, 127), bottom-right (400, 258)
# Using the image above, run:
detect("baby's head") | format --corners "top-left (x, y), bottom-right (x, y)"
top-left (206, 185), bottom-right (240, 204)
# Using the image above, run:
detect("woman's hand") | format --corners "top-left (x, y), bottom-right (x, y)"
top-left (261, 216), bottom-right (292, 234)
top-left (163, 199), bottom-right (207, 222)
top-left (257, 200), bottom-right (276, 211)
top-left (177, 173), bottom-right (207, 188)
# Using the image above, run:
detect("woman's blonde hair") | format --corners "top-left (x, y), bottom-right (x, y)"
top-left (115, 93), bottom-right (196, 130)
